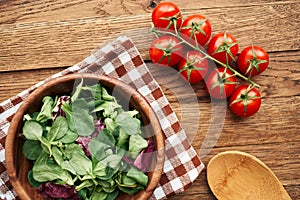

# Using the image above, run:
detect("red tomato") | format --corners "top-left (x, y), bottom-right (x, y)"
top-left (149, 36), bottom-right (183, 67)
top-left (229, 85), bottom-right (261, 117)
top-left (178, 51), bottom-right (210, 84)
top-left (205, 67), bottom-right (237, 99)
top-left (180, 14), bottom-right (212, 46)
top-left (152, 2), bottom-right (182, 30)
top-left (237, 45), bottom-right (269, 77)
top-left (207, 33), bottom-right (239, 64)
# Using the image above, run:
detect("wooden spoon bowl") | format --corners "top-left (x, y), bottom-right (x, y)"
top-left (207, 151), bottom-right (291, 200)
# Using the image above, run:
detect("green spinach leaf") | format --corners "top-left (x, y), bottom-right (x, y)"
top-left (71, 78), bottom-right (84, 102)
top-left (36, 96), bottom-right (54, 123)
top-left (47, 116), bottom-right (68, 142)
top-left (90, 190), bottom-right (107, 200)
top-left (22, 139), bottom-right (42, 160)
top-left (96, 129), bottom-right (115, 146)
top-left (89, 139), bottom-right (110, 162)
top-left (117, 129), bottom-right (129, 150)
top-left (101, 86), bottom-right (115, 101)
top-left (93, 101), bottom-right (121, 117)
top-left (28, 170), bottom-right (42, 188)
top-left (106, 189), bottom-right (119, 200)
top-left (72, 107), bottom-right (95, 136)
top-left (128, 134), bottom-right (148, 158)
top-left (63, 144), bottom-right (93, 176)
top-left (32, 151), bottom-right (73, 185)
top-left (115, 112), bottom-right (141, 136)
top-left (127, 166), bottom-right (148, 187)
top-left (59, 129), bottom-right (78, 144)
top-left (23, 120), bottom-right (44, 140)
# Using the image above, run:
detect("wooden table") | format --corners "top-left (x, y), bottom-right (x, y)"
top-left (0, 0), bottom-right (299, 199)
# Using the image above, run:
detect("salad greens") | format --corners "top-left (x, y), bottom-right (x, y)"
top-left (22, 79), bottom-right (154, 200)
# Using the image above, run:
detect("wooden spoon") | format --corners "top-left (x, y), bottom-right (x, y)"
top-left (207, 151), bottom-right (291, 200)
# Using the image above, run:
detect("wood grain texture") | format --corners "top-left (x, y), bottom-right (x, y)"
top-left (0, 0), bottom-right (299, 199)
top-left (0, 1), bottom-right (299, 72)
top-left (207, 151), bottom-right (291, 200)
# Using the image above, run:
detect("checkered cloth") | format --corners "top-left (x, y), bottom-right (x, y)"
top-left (0, 36), bottom-right (204, 200)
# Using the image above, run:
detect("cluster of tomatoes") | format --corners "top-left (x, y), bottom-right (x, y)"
top-left (149, 2), bottom-right (269, 117)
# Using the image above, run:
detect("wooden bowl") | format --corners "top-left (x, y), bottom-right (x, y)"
top-left (5, 73), bottom-right (164, 200)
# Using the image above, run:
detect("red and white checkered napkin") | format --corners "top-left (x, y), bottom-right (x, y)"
top-left (0, 36), bottom-right (204, 200)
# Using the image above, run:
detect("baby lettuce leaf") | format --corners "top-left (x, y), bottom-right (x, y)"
top-left (101, 86), bottom-right (115, 101)
top-left (36, 96), bottom-right (54, 123)
top-left (104, 118), bottom-right (117, 133)
top-left (90, 191), bottom-right (107, 200)
top-left (62, 144), bottom-right (93, 176)
top-left (128, 134), bottom-right (148, 158)
top-left (93, 155), bottom-right (122, 180)
top-left (115, 112), bottom-right (141, 136)
top-left (95, 129), bottom-right (116, 146)
top-left (126, 166), bottom-right (148, 187)
top-left (52, 146), bottom-right (63, 166)
top-left (32, 151), bottom-right (73, 185)
top-left (47, 116), bottom-right (68, 142)
top-left (62, 101), bottom-right (95, 137)
top-left (106, 189), bottom-right (119, 200)
top-left (23, 140), bottom-right (42, 160)
top-left (23, 120), bottom-right (43, 141)
top-left (93, 101), bottom-right (121, 117)
top-left (27, 170), bottom-right (42, 188)
top-left (98, 179), bottom-right (116, 193)
top-left (59, 129), bottom-right (78, 144)
top-left (61, 102), bottom-right (76, 131)
top-left (116, 172), bottom-right (145, 195)
top-left (92, 161), bottom-right (107, 178)
top-left (71, 78), bottom-right (84, 103)
top-left (75, 180), bottom-right (94, 194)
top-left (72, 107), bottom-right (95, 136)
top-left (117, 129), bottom-right (129, 150)
top-left (89, 139), bottom-right (110, 161)
top-left (116, 174), bottom-right (137, 188)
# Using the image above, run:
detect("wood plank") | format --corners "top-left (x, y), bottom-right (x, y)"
top-left (1, 0), bottom-right (297, 24)
top-left (0, 2), bottom-right (299, 72)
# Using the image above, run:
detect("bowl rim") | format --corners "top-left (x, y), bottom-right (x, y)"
top-left (5, 73), bottom-right (165, 200)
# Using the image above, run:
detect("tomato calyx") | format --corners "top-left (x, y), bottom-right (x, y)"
top-left (210, 68), bottom-right (238, 97)
top-left (230, 85), bottom-right (261, 113)
top-left (178, 53), bottom-right (206, 81)
top-left (213, 33), bottom-right (237, 63)
top-left (159, 12), bottom-right (182, 30)
top-left (245, 45), bottom-right (268, 77)
top-left (181, 19), bottom-right (208, 37)
top-left (154, 39), bottom-right (181, 65)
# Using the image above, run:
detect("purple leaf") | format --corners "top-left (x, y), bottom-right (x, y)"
top-left (94, 119), bottom-right (105, 133)
top-left (76, 135), bottom-right (92, 157)
top-left (123, 140), bottom-right (155, 172)
top-left (38, 182), bottom-right (80, 199)
top-left (52, 96), bottom-right (70, 120)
